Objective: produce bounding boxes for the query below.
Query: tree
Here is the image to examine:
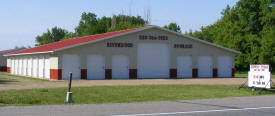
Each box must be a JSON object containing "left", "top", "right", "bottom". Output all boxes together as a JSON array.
[
  {"left": 108, "top": 14, "right": 145, "bottom": 32},
  {"left": 36, "top": 12, "right": 146, "bottom": 44},
  {"left": 14, "top": 46, "right": 28, "bottom": 49},
  {"left": 74, "top": 13, "right": 146, "bottom": 37},
  {"left": 186, "top": 0, "right": 275, "bottom": 72},
  {"left": 75, "top": 12, "right": 100, "bottom": 37},
  {"left": 259, "top": 26, "right": 275, "bottom": 71},
  {"left": 35, "top": 27, "right": 68, "bottom": 46},
  {"left": 164, "top": 23, "right": 181, "bottom": 33}
]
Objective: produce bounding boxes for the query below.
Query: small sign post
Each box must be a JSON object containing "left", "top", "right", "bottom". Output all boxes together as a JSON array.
[
  {"left": 66, "top": 72, "right": 73, "bottom": 103},
  {"left": 248, "top": 64, "right": 271, "bottom": 89}
]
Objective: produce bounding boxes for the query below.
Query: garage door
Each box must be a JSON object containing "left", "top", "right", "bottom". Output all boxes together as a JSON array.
[
  {"left": 44, "top": 57, "right": 50, "bottom": 79},
  {"left": 137, "top": 43, "right": 169, "bottom": 78},
  {"left": 112, "top": 55, "right": 129, "bottom": 79},
  {"left": 198, "top": 56, "right": 213, "bottom": 78},
  {"left": 87, "top": 55, "right": 105, "bottom": 80},
  {"left": 38, "top": 57, "right": 44, "bottom": 78},
  {"left": 62, "top": 54, "right": 81, "bottom": 80},
  {"left": 14, "top": 58, "right": 18, "bottom": 75},
  {"left": 11, "top": 59, "right": 14, "bottom": 74},
  {"left": 18, "top": 58, "right": 22, "bottom": 75},
  {"left": 27, "top": 58, "right": 32, "bottom": 76},
  {"left": 218, "top": 56, "right": 232, "bottom": 77},
  {"left": 22, "top": 58, "right": 27, "bottom": 76},
  {"left": 177, "top": 56, "right": 192, "bottom": 78},
  {"left": 32, "top": 57, "right": 38, "bottom": 77}
]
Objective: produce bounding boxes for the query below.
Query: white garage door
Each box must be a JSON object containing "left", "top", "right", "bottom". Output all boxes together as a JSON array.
[
  {"left": 11, "top": 59, "right": 14, "bottom": 74},
  {"left": 218, "top": 56, "right": 232, "bottom": 77},
  {"left": 87, "top": 55, "right": 105, "bottom": 80},
  {"left": 62, "top": 54, "right": 81, "bottom": 80},
  {"left": 177, "top": 56, "right": 192, "bottom": 78},
  {"left": 112, "top": 55, "right": 129, "bottom": 79},
  {"left": 27, "top": 58, "right": 32, "bottom": 76},
  {"left": 198, "top": 56, "right": 213, "bottom": 78},
  {"left": 32, "top": 57, "right": 38, "bottom": 77},
  {"left": 18, "top": 58, "right": 23, "bottom": 75},
  {"left": 22, "top": 58, "right": 27, "bottom": 76},
  {"left": 44, "top": 57, "right": 50, "bottom": 79},
  {"left": 38, "top": 57, "right": 45, "bottom": 78},
  {"left": 137, "top": 43, "right": 169, "bottom": 78},
  {"left": 14, "top": 58, "right": 18, "bottom": 75}
]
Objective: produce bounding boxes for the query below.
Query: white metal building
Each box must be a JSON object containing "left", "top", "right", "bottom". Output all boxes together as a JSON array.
[
  {"left": 0, "top": 48, "right": 24, "bottom": 72},
  {"left": 5, "top": 26, "right": 241, "bottom": 80}
]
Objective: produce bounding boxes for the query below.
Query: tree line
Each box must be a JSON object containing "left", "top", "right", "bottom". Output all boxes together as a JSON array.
[
  {"left": 35, "top": 13, "right": 147, "bottom": 46},
  {"left": 35, "top": 12, "right": 182, "bottom": 46},
  {"left": 186, "top": 0, "right": 275, "bottom": 72}
]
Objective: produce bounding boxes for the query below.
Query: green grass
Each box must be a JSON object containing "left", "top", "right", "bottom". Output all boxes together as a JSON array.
[
  {"left": 235, "top": 72, "right": 275, "bottom": 78},
  {"left": 0, "top": 72, "right": 47, "bottom": 82},
  {"left": 0, "top": 85, "right": 274, "bottom": 106},
  {"left": 0, "top": 72, "right": 48, "bottom": 86}
]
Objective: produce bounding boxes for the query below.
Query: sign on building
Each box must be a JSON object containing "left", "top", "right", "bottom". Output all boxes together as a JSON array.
[{"left": 248, "top": 64, "right": 271, "bottom": 89}]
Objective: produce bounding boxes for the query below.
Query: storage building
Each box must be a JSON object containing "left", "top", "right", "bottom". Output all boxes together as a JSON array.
[
  {"left": 0, "top": 48, "right": 25, "bottom": 72},
  {"left": 5, "top": 26, "right": 241, "bottom": 80}
]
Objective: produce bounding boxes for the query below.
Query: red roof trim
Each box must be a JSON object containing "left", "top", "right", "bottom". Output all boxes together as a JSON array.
[
  {"left": 7, "top": 27, "right": 145, "bottom": 55},
  {"left": 0, "top": 49, "right": 17, "bottom": 53}
]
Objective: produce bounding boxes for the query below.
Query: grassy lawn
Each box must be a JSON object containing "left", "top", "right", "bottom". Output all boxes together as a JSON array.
[
  {"left": 235, "top": 72, "right": 275, "bottom": 78},
  {"left": 0, "top": 85, "right": 274, "bottom": 106},
  {"left": 0, "top": 72, "right": 47, "bottom": 85},
  {"left": 0, "top": 72, "right": 46, "bottom": 82}
]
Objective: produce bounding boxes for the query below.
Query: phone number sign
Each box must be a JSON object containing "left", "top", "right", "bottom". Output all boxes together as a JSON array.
[
  {"left": 250, "top": 65, "right": 269, "bottom": 72},
  {"left": 248, "top": 64, "right": 271, "bottom": 89}
]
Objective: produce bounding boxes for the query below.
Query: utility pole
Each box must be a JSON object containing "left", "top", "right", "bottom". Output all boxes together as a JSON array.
[{"left": 66, "top": 72, "right": 73, "bottom": 103}]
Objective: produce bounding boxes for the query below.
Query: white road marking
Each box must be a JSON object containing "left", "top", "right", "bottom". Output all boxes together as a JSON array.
[{"left": 113, "top": 106, "right": 275, "bottom": 116}]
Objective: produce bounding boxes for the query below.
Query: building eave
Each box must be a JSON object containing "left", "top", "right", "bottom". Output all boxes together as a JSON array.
[{"left": 4, "top": 51, "right": 54, "bottom": 57}]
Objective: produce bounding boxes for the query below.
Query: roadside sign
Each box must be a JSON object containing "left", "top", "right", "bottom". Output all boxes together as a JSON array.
[{"left": 248, "top": 64, "right": 271, "bottom": 89}]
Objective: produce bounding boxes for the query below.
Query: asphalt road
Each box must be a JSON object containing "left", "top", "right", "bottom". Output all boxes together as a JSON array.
[{"left": 1, "top": 95, "right": 275, "bottom": 116}]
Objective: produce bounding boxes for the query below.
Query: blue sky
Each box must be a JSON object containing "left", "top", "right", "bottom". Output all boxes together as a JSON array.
[{"left": 0, "top": 0, "right": 239, "bottom": 50}]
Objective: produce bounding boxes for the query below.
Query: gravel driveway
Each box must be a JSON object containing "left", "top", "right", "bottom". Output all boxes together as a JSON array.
[{"left": 0, "top": 77, "right": 256, "bottom": 90}]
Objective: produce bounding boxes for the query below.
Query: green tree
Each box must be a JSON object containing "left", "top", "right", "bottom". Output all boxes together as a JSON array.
[
  {"left": 186, "top": 0, "right": 275, "bottom": 71},
  {"left": 259, "top": 26, "right": 275, "bottom": 71},
  {"left": 107, "top": 15, "right": 145, "bottom": 32},
  {"left": 164, "top": 23, "right": 181, "bottom": 33},
  {"left": 37, "top": 12, "right": 146, "bottom": 42},
  {"left": 74, "top": 13, "right": 145, "bottom": 37},
  {"left": 35, "top": 27, "right": 68, "bottom": 46},
  {"left": 75, "top": 12, "right": 100, "bottom": 37}
]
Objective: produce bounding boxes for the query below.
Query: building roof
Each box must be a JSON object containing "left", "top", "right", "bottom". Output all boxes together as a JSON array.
[
  {"left": 5, "top": 25, "right": 241, "bottom": 56},
  {"left": 6, "top": 27, "right": 146, "bottom": 56},
  {"left": 0, "top": 48, "right": 25, "bottom": 54},
  {"left": 0, "top": 49, "right": 16, "bottom": 54}
]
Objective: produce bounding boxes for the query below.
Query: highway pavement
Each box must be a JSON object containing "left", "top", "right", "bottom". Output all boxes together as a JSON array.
[{"left": 0, "top": 95, "right": 275, "bottom": 116}]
